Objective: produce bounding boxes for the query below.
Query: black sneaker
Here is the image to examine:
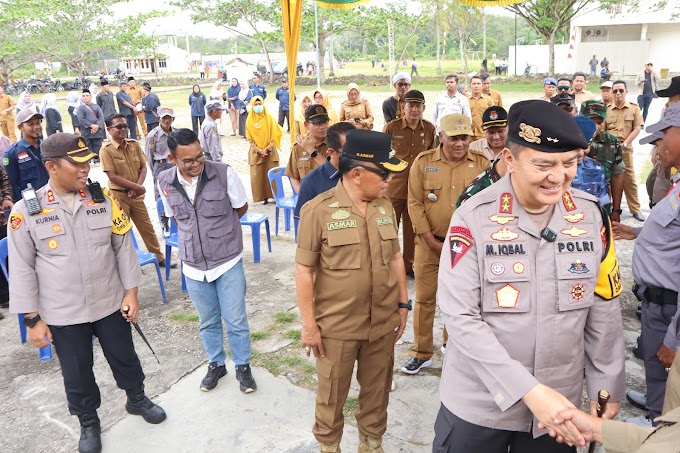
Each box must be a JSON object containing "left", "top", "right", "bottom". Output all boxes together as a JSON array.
[
  {"left": 235, "top": 364, "right": 257, "bottom": 393},
  {"left": 78, "top": 413, "right": 102, "bottom": 453},
  {"left": 200, "top": 362, "right": 227, "bottom": 391},
  {"left": 400, "top": 357, "right": 432, "bottom": 375}
]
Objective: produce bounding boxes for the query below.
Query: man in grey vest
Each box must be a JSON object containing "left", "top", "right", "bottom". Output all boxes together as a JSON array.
[{"left": 157, "top": 128, "right": 257, "bottom": 394}]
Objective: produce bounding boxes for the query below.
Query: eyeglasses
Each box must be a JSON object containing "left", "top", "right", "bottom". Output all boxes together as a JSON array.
[
  {"left": 557, "top": 86, "right": 570, "bottom": 91},
  {"left": 108, "top": 124, "right": 128, "bottom": 130},
  {"left": 354, "top": 164, "right": 391, "bottom": 181},
  {"left": 179, "top": 154, "right": 206, "bottom": 166},
  {"left": 612, "top": 89, "right": 625, "bottom": 94},
  {"left": 396, "top": 83, "right": 411, "bottom": 88}
]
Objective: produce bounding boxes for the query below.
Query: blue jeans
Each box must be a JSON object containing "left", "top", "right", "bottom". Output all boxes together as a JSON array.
[
  {"left": 185, "top": 259, "right": 251, "bottom": 366},
  {"left": 637, "top": 95, "right": 654, "bottom": 123}
]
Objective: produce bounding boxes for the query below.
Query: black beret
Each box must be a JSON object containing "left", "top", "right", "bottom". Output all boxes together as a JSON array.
[{"left": 507, "top": 100, "right": 588, "bottom": 152}]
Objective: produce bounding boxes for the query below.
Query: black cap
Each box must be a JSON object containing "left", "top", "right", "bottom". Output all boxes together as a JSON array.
[
  {"left": 305, "top": 104, "right": 330, "bottom": 124},
  {"left": 82, "top": 89, "right": 91, "bottom": 94},
  {"left": 507, "top": 100, "right": 588, "bottom": 152},
  {"left": 656, "top": 76, "right": 680, "bottom": 98},
  {"left": 42, "top": 133, "right": 97, "bottom": 163},
  {"left": 127, "top": 76, "right": 135, "bottom": 82},
  {"left": 550, "top": 92, "right": 576, "bottom": 107},
  {"left": 100, "top": 79, "right": 109, "bottom": 86},
  {"left": 482, "top": 106, "right": 508, "bottom": 130},
  {"left": 402, "top": 90, "right": 425, "bottom": 104},
  {"left": 343, "top": 130, "right": 407, "bottom": 173}
]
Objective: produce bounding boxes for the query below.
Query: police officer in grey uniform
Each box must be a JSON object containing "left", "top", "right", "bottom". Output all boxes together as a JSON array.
[
  {"left": 8, "top": 133, "right": 166, "bottom": 453},
  {"left": 434, "top": 101, "right": 626, "bottom": 452},
  {"left": 614, "top": 103, "right": 680, "bottom": 427}
]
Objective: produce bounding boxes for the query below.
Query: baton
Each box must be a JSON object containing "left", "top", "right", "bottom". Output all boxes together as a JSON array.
[
  {"left": 588, "top": 389, "right": 610, "bottom": 453},
  {"left": 123, "top": 305, "right": 160, "bottom": 364}
]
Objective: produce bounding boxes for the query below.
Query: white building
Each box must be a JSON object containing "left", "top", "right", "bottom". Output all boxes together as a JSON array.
[{"left": 120, "top": 35, "right": 201, "bottom": 75}]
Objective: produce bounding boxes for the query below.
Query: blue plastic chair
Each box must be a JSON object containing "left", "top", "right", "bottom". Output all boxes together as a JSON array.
[
  {"left": 267, "top": 166, "right": 298, "bottom": 239},
  {"left": 130, "top": 231, "right": 167, "bottom": 304},
  {"left": 0, "top": 237, "right": 53, "bottom": 360},
  {"left": 156, "top": 198, "right": 187, "bottom": 292},
  {"left": 240, "top": 213, "right": 272, "bottom": 263}
]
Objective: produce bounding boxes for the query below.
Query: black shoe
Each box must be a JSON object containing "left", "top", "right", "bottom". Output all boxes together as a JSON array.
[
  {"left": 405, "top": 269, "right": 415, "bottom": 279},
  {"left": 632, "top": 345, "right": 644, "bottom": 360},
  {"left": 125, "top": 385, "right": 167, "bottom": 424},
  {"left": 201, "top": 362, "right": 227, "bottom": 391},
  {"left": 78, "top": 413, "right": 102, "bottom": 453},
  {"left": 636, "top": 303, "right": 642, "bottom": 320},
  {"left": 235, "top": 364, "right": 257, "bottom": 393},
  {"left": 0, "top": 300, "right": 9, "bottom": 308},
  {"left": 400, "top": 357, "right": 432, "bottom": 375},
  {"left": 158, "top": 260, "right": 177, "bottom": 269}
]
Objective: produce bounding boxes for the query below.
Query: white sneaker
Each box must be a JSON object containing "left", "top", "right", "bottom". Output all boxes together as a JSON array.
[
  {"left": 440, "top": 345, "right": 446, "bottom": 355},
  {"left": 625, "top": 415, "right": 652, "bottom": 427},
  {"left": 390, "top": 380, "right": 396, "bottom": 392}
]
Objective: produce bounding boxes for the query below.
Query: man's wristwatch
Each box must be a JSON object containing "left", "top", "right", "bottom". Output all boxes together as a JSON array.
[
  {"left": 398, "top": 300, "right": 413, "bottom": 310},
  {"left": 612, "top": 208, "right": 623, "bottom": 214},
  {"left": 311, "top": 150, "right": 318, "bottom": 158},
  {"left": 23, "top": 314, "right": 41, "bottom": 328}
]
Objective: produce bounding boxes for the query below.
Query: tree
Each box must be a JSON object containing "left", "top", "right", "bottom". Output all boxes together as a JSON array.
[
  {"left": 173, "top": 0, "right": 282, "bottom": 83},
  {"left": 506, "top": 0, "right": 592, "bottom": 75},
  {"left": 443, "top": 1, "right": 483, "bottom": 76}
]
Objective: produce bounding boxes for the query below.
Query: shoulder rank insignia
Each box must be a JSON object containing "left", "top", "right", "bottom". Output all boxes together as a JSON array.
[
  {"left": 46, "top": 189, "right": 55, "bottom": 203},
  {"left": 499, "top": 192, "right": 513, "bottom": 214},
  {"left": 328, "top": 201, "right": 339, "bottom": 208},
  {"left": 79, "top": 189, "right": 87, "bottom": 198},
  {"left": 562, "top": 191, "right": 577, "bottom": 211}
]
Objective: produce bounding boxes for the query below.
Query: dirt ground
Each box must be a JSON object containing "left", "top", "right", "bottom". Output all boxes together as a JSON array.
[{"left": 0, "top": 87, "right": 663, "bottom": 453}]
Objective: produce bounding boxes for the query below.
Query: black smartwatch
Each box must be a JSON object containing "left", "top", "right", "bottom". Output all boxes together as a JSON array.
[
  {"left": 398, "top": 300, "right": 412, "bottom": 311},
  {"left": 23, "top": 314, "right": 41, "bottom": 328},
  {"left": 612, "top": 208, "right": 623, "bottom": 214}
]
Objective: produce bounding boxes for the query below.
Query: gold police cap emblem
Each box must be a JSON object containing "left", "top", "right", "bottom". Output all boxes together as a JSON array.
[
  {"left": 78, "top": 139, "right": 87, "bottom": 149},
  {"left": 316, "top": 106, "right": 323, "bottom": 114},
  {"left": 518, "top": 123, "right": 541, "bottom": 144}
]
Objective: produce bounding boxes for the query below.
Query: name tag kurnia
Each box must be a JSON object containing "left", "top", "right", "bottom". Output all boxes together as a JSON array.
[{"left": 327, "top": 220, "right": 357, "bottom": 231}]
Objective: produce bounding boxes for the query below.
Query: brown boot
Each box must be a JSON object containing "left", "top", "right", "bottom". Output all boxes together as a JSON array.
[
  {"left": 320, "top": 440, "right": 341, "bottom": 453},
  {"left": 358, "top": 434, "right": 383, "bottom": 453}
]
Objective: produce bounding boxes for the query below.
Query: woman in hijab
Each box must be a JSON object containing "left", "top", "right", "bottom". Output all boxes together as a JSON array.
[
  {"left": 246, "top": 96, "right": 282, "bottom": 203},
  {"left": 339, "top": 83, "right": 374, "bottom": 130},
  {"left": 226, "top": 78, "right": 241, "bottom": 136},
  {"left": 210, "top": 80, "right": 227, "bottom": 135},
  {"left": 294, "top": 93, "right": 313, "bottom": 140},
  {"left": 16, "top": 91, "right": 37, "bottom": 114},
  {"left": 236, "top": 81, "right": 253, "bottom": 138},
  {"left": 312, "top": 89, "right": 339, "bottom": 125},
  {"left": 188, "top": 84, "right": 206, "bottom": 135},
  {"left": 66, "top": 90, "right": 81, "bottom": 133},
  {"left": 40, "top": 94, "right": 63, "bottom": 136}
]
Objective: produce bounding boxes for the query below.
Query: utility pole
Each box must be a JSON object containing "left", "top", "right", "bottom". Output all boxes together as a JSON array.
[{"left": 482, "top": 8, "right": 487, "bottom": 61}]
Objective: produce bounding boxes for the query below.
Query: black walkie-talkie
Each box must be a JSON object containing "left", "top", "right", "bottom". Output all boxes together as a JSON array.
[
  {"left": 87, "top": 179, "right": 106, "bottom": 203},
  {"left": 21, "top": 183, "right": 42, "bottom": 215}
]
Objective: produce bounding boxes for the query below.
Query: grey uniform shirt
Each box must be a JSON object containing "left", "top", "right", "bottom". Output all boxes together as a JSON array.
[
  {"left": 145, "top": 126, "right": 175, "bottom": 170},
  {"left": 437, "top": 175, "right": 625, "bottom": 436},
  {"left": 632, "top": 178, "right": 680, "bottom": 350},
  {"left": 8, "top": 182, "right": 140, "bottom": 325},
  {"left": 199, "top": 116, "right": 222, "bottom": 161}
]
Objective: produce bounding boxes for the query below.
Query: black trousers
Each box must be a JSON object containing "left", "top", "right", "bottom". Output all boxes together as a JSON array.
[
  {"left": 433, "top": 403, "right": 575, "bottom": 453},
  {"left": 50, "top": 310, "right": 145, "bottom": 416},
  {"left": 146, "top": 122, "right": 159, "bottom": 132},
  {"left": 85, "top": 138, "right": 103, "bottom": 157},
  {"left": 125, "top": 114, "right": 137, "bottom": 139},
  {"left": 191, "top": 115, "right": 205, "bottom": 135},
  {"left": 278, "top": 110, "right": 290, "bottom": 131}
]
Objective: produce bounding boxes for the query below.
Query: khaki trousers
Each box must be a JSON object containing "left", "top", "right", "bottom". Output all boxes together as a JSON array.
[
  {"left": 135, "top": 112, "right": 147, "bottom": 138},
  {"left": 0, "top": 116, "right": 17, "bottom": 142},
  {"left": 621, "top": 144, "right": 641, "bottom": 214},
  {"left": 391, "top": 198, "right": 415, "bottom": 274},
  {"left": 112, "top": 191, "right": 163, "bottom": 263},
  {"left": 313, "top": 333, "right": 394, "bottom": 444},
  {"left": 411, "top": 238, "right": 448, "bottom": 359}
]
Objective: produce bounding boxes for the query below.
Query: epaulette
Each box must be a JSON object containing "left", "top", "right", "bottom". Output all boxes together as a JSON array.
[
  {"left": 569, "top": 187, "right": 598, "bottom": 203},
  {"left": 305, "top": 187, "right": 336, "bottom": 210}
]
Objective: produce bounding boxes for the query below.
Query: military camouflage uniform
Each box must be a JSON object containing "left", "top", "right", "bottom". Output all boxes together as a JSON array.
[
  {"left": 588, "top": 131, "right": 625, "bottom": 212},
  {"left": 456, "top": 161, "right": 502, "bottom": 208}
]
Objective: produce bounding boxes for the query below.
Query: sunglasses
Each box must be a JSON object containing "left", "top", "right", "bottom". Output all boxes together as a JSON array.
[
  {"left": 108, "top": 124, "right": 128, "bottom": 130},
  {"left": 557, "top": 86, "right": 570, "bottom": 91},
  {"left": 396, "top": 83, "right": 411, "bottom": 88},
  {"left": 613, "top": 89, "right": 625, "bottom": 94},
  {"left": 354, "top": 164, "right": 391, "bottom": 181}
]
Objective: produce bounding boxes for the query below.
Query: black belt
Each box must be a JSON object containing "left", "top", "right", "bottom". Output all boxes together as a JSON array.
[
  {"left": 154, "top": 159, "right": 168, "bottom": 164},
  {"left": 110, "top": 188, "right": 128, "bottom": 193},
  {"left": 635, "top": 284, "right": 678, "bottom": 305},
  {"left": 434, "top": 235, "right": 446, "bottom": 243}
]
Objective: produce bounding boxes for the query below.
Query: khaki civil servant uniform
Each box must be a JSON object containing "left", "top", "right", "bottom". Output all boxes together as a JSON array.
[
  {"left": 438, "top": 175, "right": 626, "bottom": 437},
  {"left": 467, "top": 94, "right": 495, "bottom": 142},
  {"left": 100, "top": 138, "right": 163, "bottom": 263},
  {"left": 575, "top": 90, "right": 596, "bottom": 105},
  {"left": 128, "top": 85, "right": 147, "bottom": 138},
  {"left": 296, "top": 181, "right": 401, "bottom": 445},
  {"left": 285, "top": 141, "right": 328, "bottom": 183},
  {"left": 468, "top": 137, "right": 495, "bottom": 162},
  {"left": 606, "top": 101, "right": 643, "bottom": 214},
  {"left": 383, "top": 117, "right": 436, "bottom": 274},
  {"left": 0, "top": 92, "right": 17, "bottom": 142},
  {"left": 408, "top": 147, "right": 489, "bottom": 359},
  {"left": 339, "top": 100, "right": 374, "bottom": 130},
  {"left": 487, "top": 89, "right": 503, "bottom": 108}
]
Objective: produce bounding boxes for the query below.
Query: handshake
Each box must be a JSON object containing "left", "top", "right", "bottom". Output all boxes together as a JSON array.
[{"left": 525, "top": 384, "right": 617, "bottom": 449}]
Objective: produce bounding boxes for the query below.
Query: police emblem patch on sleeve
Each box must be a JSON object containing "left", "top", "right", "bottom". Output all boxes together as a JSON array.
[{"left": 449, "top": 226, "right": 474, "bottom": 269}]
